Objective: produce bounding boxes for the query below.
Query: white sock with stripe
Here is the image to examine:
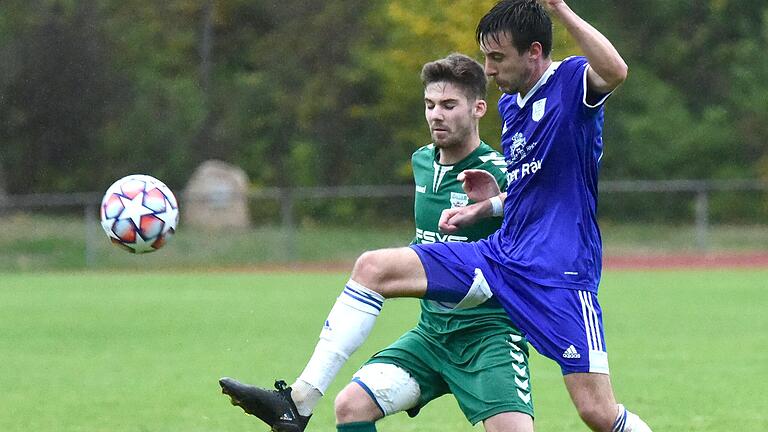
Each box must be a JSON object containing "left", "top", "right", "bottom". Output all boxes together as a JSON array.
[
  {"left": 292, "top": 280, "right": 384, "bottom": 415},
  {"left": 612, "top": 404, "right": 652, "bottom": 432}
]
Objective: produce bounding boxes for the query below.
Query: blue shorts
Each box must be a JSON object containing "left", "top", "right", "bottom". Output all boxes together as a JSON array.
[{"left": 410, "top": 241, "right": 609, "bottom": 375}]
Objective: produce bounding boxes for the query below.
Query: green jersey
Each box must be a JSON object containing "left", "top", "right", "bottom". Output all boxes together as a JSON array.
[
  {"left": 410, "top": 141, "right": 519, "bottom": 337},
  {"left": 362, "top": 141, "right": 534, "bottom": 422}
]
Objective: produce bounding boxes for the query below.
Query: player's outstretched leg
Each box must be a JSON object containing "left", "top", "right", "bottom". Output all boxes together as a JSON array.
[{"left": 219, "top": 377, "right": 311, "bottom": 432}]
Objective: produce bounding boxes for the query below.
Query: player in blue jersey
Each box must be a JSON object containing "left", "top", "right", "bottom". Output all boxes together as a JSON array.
[
  {"left": 437, "top": 2, "right": 651, "bottom": 430},
  {"left": 220, "top": 1, "right": 651, "bottom": 431}
]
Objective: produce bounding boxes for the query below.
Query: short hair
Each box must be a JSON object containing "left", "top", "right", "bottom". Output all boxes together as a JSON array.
[
  {"left": 420, "top": 53, "right": 487, "bottom": 101},
  {"left": 476, "top": 0, "right": 552, "bottom": 57}
]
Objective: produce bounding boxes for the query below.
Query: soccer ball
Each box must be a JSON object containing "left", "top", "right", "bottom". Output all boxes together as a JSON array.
[{"left": 100, "top": 174, "right": 179, "bottom": 253}]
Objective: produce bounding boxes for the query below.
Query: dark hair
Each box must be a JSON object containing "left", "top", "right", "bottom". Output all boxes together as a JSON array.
[
  {"left": 420, "top": 53, "right": 487, "bottom": 101},
  {"left": 476, "top": 0, "right": 552, "bottom": 57}
]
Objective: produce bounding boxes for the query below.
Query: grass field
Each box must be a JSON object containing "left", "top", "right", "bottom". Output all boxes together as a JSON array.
[
  {"left": 2, "top": 214, "right": 768, "bottom": 271},
  {"left": 1, "top": 270, "right": 766, "bottom": 431}
]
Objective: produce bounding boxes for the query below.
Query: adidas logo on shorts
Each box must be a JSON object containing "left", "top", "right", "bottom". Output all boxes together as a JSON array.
[{"left": 562, "top": 345, "right": 581, "bottom": 359}]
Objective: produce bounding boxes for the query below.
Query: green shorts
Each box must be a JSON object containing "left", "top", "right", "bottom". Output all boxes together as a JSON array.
[{"left": 365, "top": 324, "right": 534, "bottom": 424}]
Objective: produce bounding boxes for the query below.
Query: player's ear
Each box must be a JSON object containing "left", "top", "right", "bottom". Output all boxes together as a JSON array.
[
  {"left": 474, "top": 99, "right": 487, "bottom": 118},
  {"left": 529, "top": 41, "right": 543, "bottom": 61}
]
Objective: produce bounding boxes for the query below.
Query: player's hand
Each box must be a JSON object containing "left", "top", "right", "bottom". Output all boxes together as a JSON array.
[
  {"left": 537, "top": 0, "right": 566, "bottom": 14},
  {"left": 438, "top": 203, "right": 485, "bottom": 234},
  {"left": 458, "top": 169, "right": 501, "bottom": 202}
]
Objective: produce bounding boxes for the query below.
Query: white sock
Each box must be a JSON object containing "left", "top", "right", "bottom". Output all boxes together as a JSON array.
[
  {"left": 289, "top": 380, "right": 321, "bottom": 417},
  {"left": 293, "top": 280, "right": 383, "bottom": 415},
  {"left": 613, "top": 404, "right": 652, "bottom": 432}
]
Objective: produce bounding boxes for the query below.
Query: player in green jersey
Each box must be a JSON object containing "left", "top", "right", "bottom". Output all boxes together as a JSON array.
[
  {"left": 220, "top": 54, "right": 535, "bottom": 432},
  {"left": 333, "top": 53, "right": 533, "bottom": 432},
  {"left": 335, "top": 54, "right": 533, "bottom": 432}
]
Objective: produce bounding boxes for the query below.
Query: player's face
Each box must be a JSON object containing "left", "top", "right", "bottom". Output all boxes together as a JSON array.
[
  {"left": 481, "top": 32, "right": 534, "bottom": 95},
  {"left": 424, "top": 82, "right": 478, "bottom": 150}
]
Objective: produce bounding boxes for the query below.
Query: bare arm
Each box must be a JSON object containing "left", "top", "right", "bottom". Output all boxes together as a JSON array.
[
  {"left": 539, "top": 0, "right": 628, "bottom": 93},
  {"left": 439, "top": 193, "right": 507, "bottom": 234},
  {"left": 438, "top": 170, "right": 507, "bottom": 233}
]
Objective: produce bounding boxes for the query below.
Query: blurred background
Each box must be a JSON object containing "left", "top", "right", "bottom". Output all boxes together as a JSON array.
[{"left": 1, "top": 0, "right": 767, "bottom": 270}]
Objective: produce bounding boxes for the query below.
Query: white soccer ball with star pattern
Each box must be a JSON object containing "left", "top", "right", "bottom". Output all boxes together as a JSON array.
[{"left": 100, "top": 174, "right": 179, "bottom": 253}]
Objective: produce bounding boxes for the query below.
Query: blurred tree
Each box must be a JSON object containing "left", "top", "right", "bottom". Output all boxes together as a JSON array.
[
  {"left": 97, "top": 0, "right": 208, "bottom": 190},
  {"left": 578, "top": 0, "right": 768, "bottom": 181},
  {"left": 212, "top": 0, "right": 382, "bottom": 187},
  {"left": 351, "top": 0, "right": 499, "bottom": 182},
  {"left": 0, "top": 0, "right": 128, "bottom": 193},
  {"left": 356, "top": 0, "right": 579, "bottom": 180},
  {"left": 0, "top": 0, "right": 765, "bottom": 226},
  {"left": 728, "top": 5, "right": 768, "bottom": 181}
]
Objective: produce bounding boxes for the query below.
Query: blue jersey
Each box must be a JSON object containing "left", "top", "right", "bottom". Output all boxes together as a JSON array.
[{"left": 479, "top": 56, "right": 611, "bottom": 292}]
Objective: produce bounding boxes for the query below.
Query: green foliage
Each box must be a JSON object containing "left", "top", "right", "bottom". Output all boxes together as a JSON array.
[
  {"left": 209, "top": 0, "right": 387, "bottom": 187},
  {"left": 0, "top": 0, "right": 766, "bottom": 223},
  {"left": 586, "top": 0, "right": 768, "bottom": 182},
  {"left": 2, "top": 214, "right": 768, "bottom": 272},
  {"left": 604, "top": 67, "right": 737, "bottom": 180},
  {"left": 97, "top": 0, "right": 209, "bottom": 189},
  {"left": 0, "top": 1, "right": 127, "bottom": 192}
]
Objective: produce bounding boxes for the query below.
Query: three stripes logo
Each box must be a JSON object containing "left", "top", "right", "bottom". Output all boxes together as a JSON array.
[{"left": 562, "top": 345, "right": 581, "bottom": 359}]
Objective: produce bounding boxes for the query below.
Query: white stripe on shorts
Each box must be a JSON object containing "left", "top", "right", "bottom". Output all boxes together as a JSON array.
[
  {"left": 578, "top": 290, "right": 603, "bottom": 352},
  {"left": 586, "top": 292, "right": 603, "bottom": 351}
]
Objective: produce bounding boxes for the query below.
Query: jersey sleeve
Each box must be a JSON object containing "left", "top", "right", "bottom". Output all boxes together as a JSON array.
[
  {"left": 411, "top": 146, "right": 423, "bottom": 166},
  {"left": 411, "top": 145, "right": 430, "bottom": 184},
  {"left": 560, "top": 56, "right": 612, "bottom": 114},
  {"left": 477, "top": 150, "right": 509, "bottom": 190}
]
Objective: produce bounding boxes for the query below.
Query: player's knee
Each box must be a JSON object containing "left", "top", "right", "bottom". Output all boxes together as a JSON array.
[
  {"left": 351, "top": 251, "right": 389, "bottom": 293},
  {"left": 351, "top": 248, "right": 426, "bottom": 298},
  {"left": 334, "top": 384, "right": 381, "bottom": 423}
]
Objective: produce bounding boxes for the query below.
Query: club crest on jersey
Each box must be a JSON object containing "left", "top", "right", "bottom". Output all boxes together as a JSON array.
[
  {"left": 450, "top": 192, "right": 469, "bottom": 208},
  {"left": 509, "top": 132, "right": 528, "bottom": 164},
  {"left": 532, "top": 98, "right": 546, "bottom": 122}
]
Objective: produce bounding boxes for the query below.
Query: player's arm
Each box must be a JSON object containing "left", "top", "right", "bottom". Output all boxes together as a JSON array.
[
  {"left": 538, "top": 0, "right": 628, "bottom": 93},
  {"left": 439, "top": 194, "right": 506, "bottom": 234},
  {"left": 439, "top": 169, "right": 506, "bottom": 234}
]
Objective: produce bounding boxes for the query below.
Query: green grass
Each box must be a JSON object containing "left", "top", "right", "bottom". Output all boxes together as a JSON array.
[
  {"left": 1, "top": 214, "right": 767, "bottom": 271},
  {"left": 0, "top": 214, "right": 413, "bottom": 271},
  {"left": 600, "top": 223, "right": 768, "bottom": 254},
  {"left": 0, "top": 270, "right": 766, "bottom": 431}
]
